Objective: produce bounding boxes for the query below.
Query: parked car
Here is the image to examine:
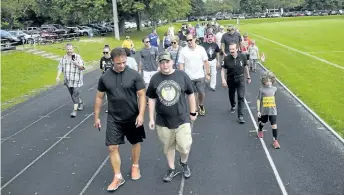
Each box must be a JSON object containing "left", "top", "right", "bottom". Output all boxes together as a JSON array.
[{"left": 0, "top": 30, "right": 21, "bottom": 46}]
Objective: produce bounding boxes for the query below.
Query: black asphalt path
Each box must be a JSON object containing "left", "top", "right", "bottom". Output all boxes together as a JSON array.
[{"left": 2, "top": 53, "right": 344, "bottom": 195}]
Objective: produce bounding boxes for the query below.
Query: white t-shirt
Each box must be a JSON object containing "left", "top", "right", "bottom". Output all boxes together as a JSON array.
[
  {"left": 248, "top": 45, "right": 259, "bottom": 59},
  {"left": 215, "top": 32, "right": 224, "bottom": 48},
  {"left": 126, "top": 57, "right": 138, "bottom": 71},
  {"left": 178, "top": 45, "right": 208, "bottom": 80}
]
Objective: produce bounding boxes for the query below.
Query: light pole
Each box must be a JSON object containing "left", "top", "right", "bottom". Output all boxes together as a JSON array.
[{"left": 112, "top": 0, "right": 120, "bottom": 40}]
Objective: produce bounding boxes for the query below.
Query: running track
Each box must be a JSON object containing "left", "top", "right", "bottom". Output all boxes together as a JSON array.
[{"left": 2, "top": 54, "right": 344, "bottom": 195}]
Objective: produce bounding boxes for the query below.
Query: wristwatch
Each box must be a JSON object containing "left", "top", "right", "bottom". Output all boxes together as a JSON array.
[{"left": 190, "top": 112, "right": 197, "bottom": 116}]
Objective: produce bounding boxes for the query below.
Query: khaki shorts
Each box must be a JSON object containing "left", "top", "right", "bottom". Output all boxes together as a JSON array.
[{"left": 156, "top": 123, "right": 193, "bottom": 155}]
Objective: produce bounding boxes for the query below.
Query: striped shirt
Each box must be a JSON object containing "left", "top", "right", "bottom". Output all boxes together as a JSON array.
[{"left": 58, "top": 54, "right": 84, "bottom": 87}]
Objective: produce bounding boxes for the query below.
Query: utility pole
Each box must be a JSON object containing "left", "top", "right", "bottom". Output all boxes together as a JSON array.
[{"left": 112, "top": 0, "right": 120, "bottom": 40}]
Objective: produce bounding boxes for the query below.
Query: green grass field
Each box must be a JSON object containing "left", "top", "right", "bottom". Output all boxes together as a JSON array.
[
  {"left": 1, "top": 52, "right": 59, "bottom": 110},
  {"left": 236, "top": 16, "right": 344, "bottom": 136},
  {"left": 2, "top": 16, "right": 344, "bottom": 137}
]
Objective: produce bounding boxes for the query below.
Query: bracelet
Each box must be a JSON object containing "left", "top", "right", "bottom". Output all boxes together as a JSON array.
[
  {"left": 190, "top": 112, "right": 197, "bottom": 116},
  {"left": 247, "top": 77, "right": 251, "bottom": 79}
]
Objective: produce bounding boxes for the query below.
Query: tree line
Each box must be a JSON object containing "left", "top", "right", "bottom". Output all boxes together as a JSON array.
[{"left": 1, "top": 0, "right": 343, "bottom": 31}]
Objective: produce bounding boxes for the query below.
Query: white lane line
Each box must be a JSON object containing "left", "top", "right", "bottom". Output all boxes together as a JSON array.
[
  {"left": 178, "top": 176, "right": 185, "bottom": 195},
  {"left": 307, "top": 51, "right": 344, "bottom": 54},
  {"left": 1, "top": 102, "right": 70, "bottom": 144},
  {"left": 0, "top": 103, "right": 104, "bottom": 190},
  {"left": 249, "top": 129, "right": 267, "bottom": 133},
  {"left": 244, "top": 98, "right": 288, "bottom": 195},
  {"left": 257, "top": 62, "right": 344, "bottom": 144},
  {"left": 79, "top": 156, "right": 109, "bottom": 195},
  {"left": 252, "top": 34, "right": 344, "bottom": 70}
]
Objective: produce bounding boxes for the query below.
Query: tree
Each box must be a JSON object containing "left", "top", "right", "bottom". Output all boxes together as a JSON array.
[
  {"left": 1, "top": 0, "right": 35, "bottom": 29},
  {"left": 145, "top": 0, "right": 191, "bottom": 25},
  {"left": 190, "top": 0, "right": 206, "bottom": 16}
]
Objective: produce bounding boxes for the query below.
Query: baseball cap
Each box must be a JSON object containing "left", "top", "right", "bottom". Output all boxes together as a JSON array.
[
  {"left": 227, "top": 25, "right": 235, "bottom": 30},
  {"left": 158, "top": 52, "right": 172, "bottom": 62}
]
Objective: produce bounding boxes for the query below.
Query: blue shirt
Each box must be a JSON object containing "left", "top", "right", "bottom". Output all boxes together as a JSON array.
[{"left": 148, "top": 33, "right": 159, "bottom": 47}]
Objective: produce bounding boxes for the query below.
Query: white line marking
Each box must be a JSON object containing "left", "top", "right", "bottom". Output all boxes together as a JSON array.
[
  {"left": 307, "top": 51, "right": 344, "bottom": 54},
  {"left": 178, "top": 176, "right": 185, "bottom": 195},
  {"left": 79, "top": 156, "right": 109, "bottom": 195},
  {"left": 249, "top": 130, "right": 267, "bottom": 133},
  {"left": 317, "top": 127, "right": 325, "bottom": 130},
  {"left": 56, "top": 136, "right": 71, "bottom": 139},
  {"left": 252, "top": 34, "right": 344, "bottom": 70},
  {"left": 1, "top": 102, "right": 70, "bottom": 144},
  {"left": 39, "top": 115, "right": 50, "bottom": 118},
  {"left": 257, "top": 62, "right": 344, "bottom": 144},
  {"left": 244, "top": 98, "right": 288, "bottom": 195},
  {"left": 0, "top": 103, "right": 104, "bottom": 190}
]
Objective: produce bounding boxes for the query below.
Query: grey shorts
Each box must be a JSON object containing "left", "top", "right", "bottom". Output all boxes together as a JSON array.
[{"left": 192, "top": 78, "right": 205, "bottom": 94}]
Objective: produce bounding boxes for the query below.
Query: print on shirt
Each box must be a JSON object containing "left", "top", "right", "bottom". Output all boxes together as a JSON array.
[
  {"left": 207, "top": 47, "right": 214, "bottom": 57},
  {"left": 157, "top": 80, "right": 181, "bottom": 106},
  {"left": 262, "top": 96, "right": 276, "bottom": 108}
]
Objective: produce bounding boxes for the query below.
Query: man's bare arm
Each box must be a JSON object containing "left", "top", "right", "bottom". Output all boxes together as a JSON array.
[
  {"left": 187, "top": 93, "right": 196, "bottom": 113},
  {"left": 148, "top": 98, "right": 156, "bottom": 121},
  {"left": 94, "top": 91, "right": 105, "bottom": 119},
  {"left": 137, "top": 89, "right": 147, "bottom": 117},
  {"left": 179, "top": 63, "right": 184, "bottom": 71},
  {"left": 204, "top": 60, "right": 210, "bottom": 75}
]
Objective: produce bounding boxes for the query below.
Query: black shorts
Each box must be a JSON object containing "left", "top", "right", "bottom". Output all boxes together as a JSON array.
[
  {"left": 192, "top": 78, "right": 205, "bottom": 94},
  {"left": 106, "top": 120, "right": 146, "bottom": 146},
  {"left": 246, "top": 53, "right": 250, "bottom": 60},
  {"left": 258, "top": 115, "right": 277, "bottom": 125}
]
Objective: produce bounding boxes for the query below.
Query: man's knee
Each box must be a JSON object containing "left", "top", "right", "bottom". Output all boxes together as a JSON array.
[{"left": 108, "top": 145, "right": 119, "bottom": 153}]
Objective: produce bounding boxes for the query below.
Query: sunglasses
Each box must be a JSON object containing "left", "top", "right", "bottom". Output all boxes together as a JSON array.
[
  {"left": 103, "top": 52, "right": 109, "bottom": 54},
  {"left": 171, "top": 42, "right": 177, "bottom": 44},
  {"left": 145, "top": 41, "right": 150, "bottom": 43},
  {"left": 187, "top": 39, "right": 193, "bottom": 42}
]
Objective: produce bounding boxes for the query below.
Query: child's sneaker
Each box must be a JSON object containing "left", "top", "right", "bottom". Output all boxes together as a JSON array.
[
  {"left": 273, "top": 140, "right": 280, "bottom": 149},
  {"left": 257, "top": 131, "right": 264, "bottom": 138}
]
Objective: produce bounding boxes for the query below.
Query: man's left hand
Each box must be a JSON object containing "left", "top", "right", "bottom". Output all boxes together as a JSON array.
[
  {"left": 206, "top": 74, "right": 210, "bottom": 81},
  {"left": 247, "top": 78, "right": 251, "bottom": 84},
  {"left": 135, "top": 115, "right": 144, "bottom": 127}
]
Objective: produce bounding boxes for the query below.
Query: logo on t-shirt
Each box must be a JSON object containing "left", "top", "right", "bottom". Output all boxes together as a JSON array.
[
  {"left": 157, "top": 80, "right": 181, "bottom": 106},
  {"left": 207, "top": 47, "right": 214, "bottom": 56},
  {"left": 262, "top": 96, "right": 276, "bottom": 107}
]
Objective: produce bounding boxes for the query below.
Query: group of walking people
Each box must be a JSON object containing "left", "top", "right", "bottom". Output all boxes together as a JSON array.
[{"left": 55, "top": 23, "right": 281, "bottom": 192}]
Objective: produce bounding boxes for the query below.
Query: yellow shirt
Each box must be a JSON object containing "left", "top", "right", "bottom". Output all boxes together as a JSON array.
[{"left": 122, "top": 40, "right": 133, "bottom": 49}]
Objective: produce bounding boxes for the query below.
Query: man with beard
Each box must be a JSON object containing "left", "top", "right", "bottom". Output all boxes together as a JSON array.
[
  {"left": 221, "top": 25, "right": 242, "bottom": 56},
  {"left": 221, "top": 43, "right": 251, "bottom": 124},
  {"left": 202, "top": 34, "right": 220, "bottom": 91},
  {"left": 56, "top": 43, "right": 85, "bottom": 118}
]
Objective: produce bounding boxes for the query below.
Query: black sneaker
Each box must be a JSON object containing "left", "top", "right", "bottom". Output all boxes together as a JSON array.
[
  {"left": 163, "top": 169, "right": 179, "bottom": 182},
  {"left": 238, "top": 116, "right": 245, "bottom": 124},
  {"left": 179, "top": 159, "right": 191, "bottom": 178}
]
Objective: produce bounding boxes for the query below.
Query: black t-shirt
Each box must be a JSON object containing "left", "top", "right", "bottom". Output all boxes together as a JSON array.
[
  {"left": 221, "top": 32, "right": 242, "bottom": 54},
  {"left": 202, "top": 42, "right": 220, "bottom": 61},
  {"left": 100, "top": 57, "right": 113, "bottom": 73},
  {"left": 179, "top": 28, "right": 189, "bottom": 41},
  {"left": 222, "top": 53, "right": 248, "bottom": 80},
  {"left": 98, "top": 66, "right": 145, "bottom": 122},
  {"left": 146, "top": 70, "right": 194, "bottom": 129}
]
